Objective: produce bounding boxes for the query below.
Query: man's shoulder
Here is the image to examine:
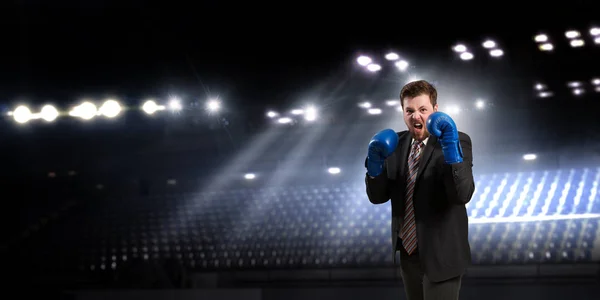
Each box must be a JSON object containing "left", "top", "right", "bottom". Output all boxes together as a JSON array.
[
  {"left": 396, "top": 130, "right": 410, "bottom": 138},
  {"left": 457, "top": 131, "right": 472, "bottom": 146},
  {"left": 457, "top": 131, "right": 471, "bottom": 141}
]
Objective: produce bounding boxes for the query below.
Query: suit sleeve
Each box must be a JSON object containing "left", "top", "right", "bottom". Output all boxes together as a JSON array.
[
  {"left": 364, "top": 157, "right": 391, "bottom": 204},
  {"left": 443, "top": 132, "right": 475, "bottom": 205}
]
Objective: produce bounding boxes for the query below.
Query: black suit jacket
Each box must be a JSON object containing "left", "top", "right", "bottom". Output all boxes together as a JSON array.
[{"left": 365, "top": 130, "right": 475, "bottom": 282}]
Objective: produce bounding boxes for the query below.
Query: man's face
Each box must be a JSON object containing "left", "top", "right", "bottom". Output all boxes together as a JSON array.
[{"left": 402, "top": 94, "right": 438, "bottom": 141}]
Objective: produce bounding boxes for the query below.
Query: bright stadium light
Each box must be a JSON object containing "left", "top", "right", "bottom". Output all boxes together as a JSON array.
[
  {"left": 69, "top": 101, "right": 98, "bottom": 120},
  {"left": 169, "top": 97, "right": 182, "bottom": 111},
  {"left": 482, "top": 40, "right": 496, "bottom": 48},
  {"left": 565, "top": 30, "right": 580, "bottom": 39},
  {"left": 304, "top": 105, "right": 317, "bottom": 121},
  {"left": 367, "top": 108, "right": 382, "bottom": 115},
  {"left": 266, "top": 111, "right": 278, "bottom": 118},
  {"left": 453, "top": 44, "right": 467, "bottom": 52},
  {"left": 40, "top": 105, "right": 59, "bottom": 122},
  {"left": 13, "top": 105, "right": 32, "bottom": 124},
  {"left": 277, "top": 117, "right": 292, "bottom": 124},
  {"left": 206, "top": 99, "right": 220, "bottom": 112},
  {"left": 142, "top": 100, "right": 166, "bottom": 115},
  {"left": 534, "top": 34, "right": 548, "bottom": 42},
  {"left": 356, "top": 55, "right": 372, "bottom": 66},
  {"left": 385, "top": 52, "right": 399, "bottom": 60},
  {"left": 490, "top": 49, "right": 504, "bottom": 57},
  {"left": 99, "top": 100, "right": 122, "bottom": 118},
  {"left": 570, "top": 39, "right": 585, "bottom": 47},
  {"left": 539, "top": 43, "right": 553, "bottom": 51},
  {"left": 395, "top": 60, "right": 409, "bottom": 71},
  {"left": 460, "top": 52, "right": 474, "bottom": 60},
  {"left": 475, "top": 100, "right": 485, "bottom": 109},
  {"left": 358, "top": 102, "right": 371, "bottom": 109},
  {"left": 328, "top": 167, "right": 341, "bottom": 174},
  {"left": 366, "top": 63, "right": 381, "bottom": 72},
  {"left": 448, "top": 105, "right": 461, "bottom": 115}
]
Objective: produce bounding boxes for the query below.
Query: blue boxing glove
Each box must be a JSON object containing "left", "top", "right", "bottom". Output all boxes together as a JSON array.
[
  {"left": 426, "top": 112, "right": 463, "bottom": 164},
  {"left": 367, "top": 129, "right": 399, "bottom": 177}
]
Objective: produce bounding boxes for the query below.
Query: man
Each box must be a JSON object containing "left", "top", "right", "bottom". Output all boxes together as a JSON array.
[{"left": 364, "top": 80, "right": 475, "bottom": 300}]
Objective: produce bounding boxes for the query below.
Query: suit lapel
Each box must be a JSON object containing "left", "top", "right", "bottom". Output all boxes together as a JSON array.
[{"left": 415, "top": 135, "right": 437, "bottom": 183}]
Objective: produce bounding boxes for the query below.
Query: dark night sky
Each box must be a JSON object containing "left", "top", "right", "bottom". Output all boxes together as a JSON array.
[
  {"left": 0, "top": 0, "right": 597, "bottom": 187},
  {"left": 1, "top": 1, "right": 597, "bottom": 108}
]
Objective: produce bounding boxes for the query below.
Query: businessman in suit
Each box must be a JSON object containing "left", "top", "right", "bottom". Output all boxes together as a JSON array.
[{"left": 364, "top": 80, "right": 475, "bottom": 300}]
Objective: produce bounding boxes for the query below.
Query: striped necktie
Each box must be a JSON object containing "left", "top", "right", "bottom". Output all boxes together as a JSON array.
[{"left": 401, "top": 140, "right": 423, "bottom": 255}]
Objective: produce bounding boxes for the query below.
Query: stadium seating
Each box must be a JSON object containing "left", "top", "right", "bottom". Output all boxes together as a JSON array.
[{"left": 19, "top": 167, "right": 600, "bottom": 273}]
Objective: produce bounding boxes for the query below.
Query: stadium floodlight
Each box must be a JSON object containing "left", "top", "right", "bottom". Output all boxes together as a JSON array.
[
  {"left": 168, "top": 97, "right": 182, "bottom": 111},
  {"left": 482, "top": 40, "right": 496, "bottom": 49},
  {"left": 304, "top": 105, "right": 317, "bottom": 121},
  {"left": 565, "top": 30, "right": 580, "bottom": 39},
  {"left": 395, "top": 60, "right": 409, "bottom": 71},
  {"left": 40, "top": 105, "right": 59, "bottom": 122},
  {"left": 69, "top": 101, "right": 97, "bottom": 120},
  {"left": 534, "top": 34, "right": 548, "bottom": 43},
  {"left": 266, "top": 111, "right": 278, "bottom": 118},
  {"left": 475, "top": 100, "right": 485, "bottom": 109},
  {"left": 570, "top": 39, "right": 584, "bottom": 47},
  {"left": 328, "top": 167, "right": 341, "bottom": 174},
  {"left": 142, "top": 100, "right": 166, "bottom": 115},
  {"left": 99, "top": 99, "right": 122, "bottom": 118},
  {"left": 358, "top": 102, "right": 371, "bottom": 109},
  {"left": 367, "top": 108, "right": 381, "bottom": 115},
  {"left": 206, "top": 99, "right": 220, "bottom": 112},
  {"left": 448, "top": 105, "right": 461, "bottom": 115},
  {"left": 490, "top": 49, "right": 503, "bottom": 57},
  {"left": 13, "top": 105, "right": 32, "bottom": 124},
  {"left": 356, "top": 55, "right": 372, "bottom": 66},
  {"left": 453, "top": 44, "right": 467, "bottom": 52},
  {"left": 538, "top": 43, "right": 553, "bottom": 51},
  {"left": 385, "top": 52, "right": 399, "bottom": 60},
  {"left": 366, "top": 63, "right": 381, "bottom": 72},
  {"left": 277, "top": 117, "right": 292, "bottom": 124},
  {"left": 460, "top": 52, "right": 474, "bottom": 60}
]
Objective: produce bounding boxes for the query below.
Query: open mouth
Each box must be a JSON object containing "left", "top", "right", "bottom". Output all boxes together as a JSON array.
[{"left": 414, "top": 123, "right": 423, "bottom": 129}]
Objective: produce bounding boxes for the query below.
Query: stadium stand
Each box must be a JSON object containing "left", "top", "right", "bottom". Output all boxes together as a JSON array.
[{"left": 13, "top": 166, "right": 599, "bottom": 280}]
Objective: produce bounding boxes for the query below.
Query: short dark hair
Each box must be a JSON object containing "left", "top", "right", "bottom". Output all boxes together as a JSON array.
[{"left": 400, "top": 80, "right": 437, "bottom": 107}]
